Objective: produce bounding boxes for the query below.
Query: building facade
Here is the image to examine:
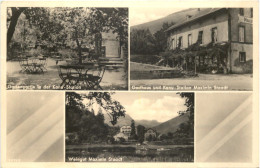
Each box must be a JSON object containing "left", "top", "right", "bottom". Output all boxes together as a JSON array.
[
  {"left": 113, "top": 125, "right": 132, "bottom": 142},
  {"left": 166, "top": 8, "right": 253, "bottom": 73},
  {"left": 120, "top": 125, "right": 132, "bottom": 137},
  {"left": 102, "top": 31, "right": 124, "bottom": 58},
  {"left": 144, "top": 128, "right": 157, "bottom": 141}
]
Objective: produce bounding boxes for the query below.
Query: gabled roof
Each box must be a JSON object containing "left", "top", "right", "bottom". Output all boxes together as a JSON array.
[
  {"left": 166, "top": 8, "right": 226, "bottom": 32},
  {"left": 145, "top": 128, "right": 157, "bottom": 133}
]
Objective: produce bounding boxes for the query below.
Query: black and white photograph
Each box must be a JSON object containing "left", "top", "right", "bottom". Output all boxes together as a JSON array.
[
  {"left": 65, "top": 92, "right": 194, "bottom": 162},
  {"left": 6, "top": 7, "right": 128, "bottom": 90},
  {"left": 1, "top": 1, "right": 259, "bottom": 168},
  {"left": 130, "top": 8, "right": 253, "bottom": 91}
]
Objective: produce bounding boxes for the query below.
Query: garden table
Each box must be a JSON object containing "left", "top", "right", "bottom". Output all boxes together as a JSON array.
[
  {"left": 19, "top": 57, "right": 47, "bottom": 74},
  {"left": 58, "top": 63, "right": 106, "bottom": 90}
]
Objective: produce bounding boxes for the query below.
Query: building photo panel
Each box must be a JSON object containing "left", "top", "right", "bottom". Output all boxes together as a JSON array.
[
  {"left": 130, "top": 8, "right": 253, "bottom": 91},
  {"left": 65, "top": 92, "right": 194, "bottom": 162},
  {"left": 6, "top": 92, "right": 64, "bottom": 162},
  {"left": 7, "top": 7, "right": 128, "bottom": 90}
]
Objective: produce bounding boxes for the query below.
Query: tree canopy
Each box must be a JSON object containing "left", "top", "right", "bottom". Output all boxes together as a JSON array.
[
  {"left": 130, "top": 22, "right": 174, "bottom": 55},
  {"left": 66, "top": 92, "right": 126, "bottom": 143},
  {"left": 7, "top": 7, "right": 128, "bottom": 62},
  {"left": 177, "top": 92, "right": 194, "bottom": 137}
]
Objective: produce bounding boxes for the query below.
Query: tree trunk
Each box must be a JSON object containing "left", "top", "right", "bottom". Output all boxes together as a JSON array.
[
  {"left": 76, "top": 38, "right": 82, "bottom": 64},
  {"left": 7, "top": 7, "right": 27, "bottom": 46},
  {"left": 94, "top": 32, "right": 102, "bottom": 59},
  {"left": 118, "top": 36, "right": 121, "bottom": 58}
]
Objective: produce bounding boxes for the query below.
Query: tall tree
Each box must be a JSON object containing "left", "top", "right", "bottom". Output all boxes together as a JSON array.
[
  {"left": 83, "top": 92, "right": 126, "bottom": 125},
  {"left": 130, "top": 119, "right": 137, "bottom": 139},
  {"left": 153, "top": 22, "right": 174, "bottom": 54},
  {"left": 7, "top": 7, "right": 128, "bottom": 63},
  {"left": 7, "top": 7, "right": 54, "bottom": 46},
  {"left": 7, "top": 7, "right": 27, "bottom": 45},
  {"left": 66, "top": 92, "right": 126, "bottom": 142},
  {"left": 136, "top": 125, "right": 145, "bottom": 144},
  {"left": 130, "top": 28, "right": 155, "bottom": 55},
  {"left": 177, "top": 92, "right": 194, "bottom": 137}
]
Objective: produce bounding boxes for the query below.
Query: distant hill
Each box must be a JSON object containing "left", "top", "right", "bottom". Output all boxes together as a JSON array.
[
  {"left": 153, "top": 113, "right": 189, "bottom": 135},
  {"left": 104, "top": 113, "right": 161, "bottom": 128},
  {"left": 135, "top": 120, "right": 161, "bottom": 128},
  {"left": 104, "top": 113, "right": 133, "bottom": 127},
  {"left": 131, "top": 8, "right": 204, "bottom": 34}
]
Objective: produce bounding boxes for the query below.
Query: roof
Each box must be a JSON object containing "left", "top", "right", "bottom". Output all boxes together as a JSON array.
[
  {"left": 166, "top": 8, "right": 225, "bottom": 32},
  {"left": 121, "top": 125, "right": 131, "bottom": 128},
  {"left": 145, "top": 128, "right": 157, "bottom": 132}
]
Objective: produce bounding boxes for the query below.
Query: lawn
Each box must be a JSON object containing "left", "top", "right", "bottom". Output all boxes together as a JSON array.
[{"left": 130, "top": 62, "right": 175, "bottom": 71}]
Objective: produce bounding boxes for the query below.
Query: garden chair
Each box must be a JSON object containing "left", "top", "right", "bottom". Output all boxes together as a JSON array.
[
  {"left": 84, "top": 65, "right": 106, "bottom": 90},
  {"left": 38, "top": 57, "right": 48, "bottom": 72},
  {"left": 19, "top": 57, "right": 30, "bottom": 73},
  {"left": 58, "top": 65, "right": 80, "bottom": 89}
]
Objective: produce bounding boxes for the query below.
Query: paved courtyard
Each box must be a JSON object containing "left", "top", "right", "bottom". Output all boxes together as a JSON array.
[{"left": 6, "top": 58, "right": 128, "bottom": 90}]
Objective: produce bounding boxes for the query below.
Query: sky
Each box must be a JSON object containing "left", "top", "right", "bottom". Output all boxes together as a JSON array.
[
  {"left": 130, "top": 8, "right": 187, "bottom": 26},
  {"left": 80, "top": 92, "right": 187, "bottom": 123},
  {"left": 111, "top": 92, "right": 187, "bottom": 122}
]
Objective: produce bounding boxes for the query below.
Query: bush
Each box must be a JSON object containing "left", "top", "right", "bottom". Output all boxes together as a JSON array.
[
  {"left": 131, "top": 54, "right": 160, "bottom": 64},
  {"left": 119, "top": 137, "right": 126, "bottom": 143},
  {"left": 58, "top": 49, "right": 77, "bottom": 59}
]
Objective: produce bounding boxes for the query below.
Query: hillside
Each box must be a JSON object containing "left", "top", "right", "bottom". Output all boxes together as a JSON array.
[
  {"left": 131, "top": 8, "right": 204, "bottom": 34},
  {"left": 153, "top": 112, "right": 189, "bottom": 134},
  {"left": 104, "top": 113, "right": 133, "bottom": 127},
  {"left": 135, "top": 119, "right": 161, "bottom": 128}
]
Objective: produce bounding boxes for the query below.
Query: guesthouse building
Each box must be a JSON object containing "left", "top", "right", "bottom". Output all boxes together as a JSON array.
[
  {"left": 113, "top": 125, "right": 132, "bottom": 142},
  {"left": 144, "top": 128, "right": 157, "bottom": 141},
  {"left": 120, "top": 125, "right": 132, "bottom": 137},
  {"left": 166, "top": 8, "right": 253, "bottom": 73}
]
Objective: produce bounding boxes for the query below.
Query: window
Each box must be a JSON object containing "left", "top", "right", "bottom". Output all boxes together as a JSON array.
[
  {"left": 178, "top": 36, "right": 183, "bottom": 48},
  {"left": 239, "top": 52, "right": 246, "bottom": 62},
  {"left": 172, "top": 38, "right": 175, "bottom": 49},
  {"left": 198, "top": 31, "right": 203, "bottom": 44},
  {"left": 188, "top": 34, "right": 192, "bottom": 46},
  {"left": 239, "top": 26, "right": 245, "bottom": 42},
  {"left": 239, "top": 8, "right": 244, "bottom": 16},
  {"left": 211, "top": 27, "right": 218, "bottom": 43}
]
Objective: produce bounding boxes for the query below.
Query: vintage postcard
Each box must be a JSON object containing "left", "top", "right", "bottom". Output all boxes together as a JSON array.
[{"left": 0, "top": 1, "right": 259, "bottom": 168}]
